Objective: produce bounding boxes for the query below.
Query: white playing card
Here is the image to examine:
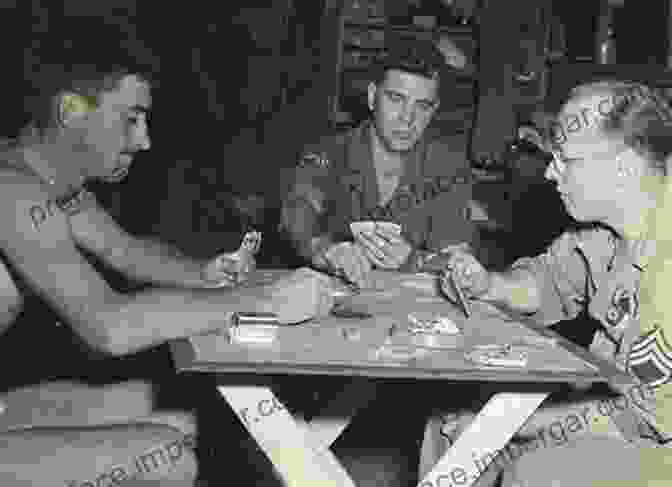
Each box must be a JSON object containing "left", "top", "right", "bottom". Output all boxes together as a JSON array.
[
  {"left": 465, "top": 345, "right": 528, "bottom": 367},
  {"left": 350, "top": 221, "right": 402, "bottom": 239}
]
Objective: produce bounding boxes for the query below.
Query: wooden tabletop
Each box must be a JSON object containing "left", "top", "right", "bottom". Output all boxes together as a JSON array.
[{"left": 171, "top": 270, "right": 626, "bottom": 384}]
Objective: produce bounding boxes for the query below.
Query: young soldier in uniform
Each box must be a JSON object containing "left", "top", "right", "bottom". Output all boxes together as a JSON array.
[
  {"left": 432, "top": 81, "right": 672, "bottom": 486},
  {"left": 280, "top": 37, "right": 477, "bottom": 287},
  {"left": 0, "top": 50, "right": 334, "bottom": 486}
]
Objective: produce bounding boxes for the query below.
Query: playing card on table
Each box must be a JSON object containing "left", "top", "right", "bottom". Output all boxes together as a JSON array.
[
  {"left": 407, "top": 313, "right": 461, "bottom": 335},
  {"left": 465, "top": 344, "right": 528, "bottom": 367}
]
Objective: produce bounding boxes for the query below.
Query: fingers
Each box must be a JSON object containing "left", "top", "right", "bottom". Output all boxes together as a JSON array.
[
  {"left": 317, "top": 279, "right": 335, "bottom": 316},
  {"left": 349, "top": 244, "right": 373, "bottom": 287},
  {"left": 373, "top": 227, "right": 403, "bottom": 244},
  {"left": 439, "top": 272, "right": 460, "bottom": 304},
  {"left": 324, "top": 243, "right": 372, "bottom": 287},
  {"left": 357, "top": 233, "right": 391, "bottom": 268},
  {"left": 357, "top": 233, "right": 390, "bottom": 259},
  {"left": 356, "top": 232, "right": 409, "bottom": 269}
]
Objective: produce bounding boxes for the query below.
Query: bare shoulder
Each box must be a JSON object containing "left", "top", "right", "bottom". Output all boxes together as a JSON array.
[{"left": 0, "top": 168, "right": 71, "bottom": 243}]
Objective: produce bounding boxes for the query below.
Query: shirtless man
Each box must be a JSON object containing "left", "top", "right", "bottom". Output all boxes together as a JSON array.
[{"left": 0, "top": 52, "right": 333, "bottom": 486}]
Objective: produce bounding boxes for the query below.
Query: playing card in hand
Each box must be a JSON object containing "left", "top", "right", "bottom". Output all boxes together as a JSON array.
[{"left": 240, "top": 230, "right": 262, "bottom": 255}]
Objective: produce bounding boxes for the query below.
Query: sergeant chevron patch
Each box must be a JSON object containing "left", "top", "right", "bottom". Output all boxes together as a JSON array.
[{"left": 627, "top": 326, "right": 672, "bottom": 388}]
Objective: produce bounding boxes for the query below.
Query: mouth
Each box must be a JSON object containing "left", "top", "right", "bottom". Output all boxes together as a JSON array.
[{"left": 392, "top": 131, "right": 414, "bottom": 141}]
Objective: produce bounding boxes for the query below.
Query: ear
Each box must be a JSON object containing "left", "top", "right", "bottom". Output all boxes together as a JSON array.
[
  {"left": 432, "top": 97, "right": 441, "bottom": 113},
  {"left": 367, "top": 82, "right": 377, "bottom": 112},
  {"left": 57, "top": 93, "right": 92, "bottom": 127}
]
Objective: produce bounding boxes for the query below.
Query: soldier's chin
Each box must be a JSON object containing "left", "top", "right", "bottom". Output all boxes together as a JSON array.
[{"left": 388, "top": 137, "right": 416, "bottom": 152}]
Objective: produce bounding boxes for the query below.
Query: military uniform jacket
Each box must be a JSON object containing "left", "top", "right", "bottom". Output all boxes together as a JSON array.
[
  {"left": 513, "top": 226, "right": 671, "bottom": 446},
  {"left": 280, "top": 120, "right": 476, "bottom": 260}
]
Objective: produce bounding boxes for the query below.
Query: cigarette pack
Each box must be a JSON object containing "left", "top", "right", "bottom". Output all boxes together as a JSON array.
[
  {"left": 229, "top": 324, "right": 278, "bottom": 345},
  {"left": 229, "top": 312, "right": 280, "bottom": 345}
]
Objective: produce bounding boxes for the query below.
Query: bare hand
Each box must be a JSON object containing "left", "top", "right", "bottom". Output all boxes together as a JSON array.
[
  {"left": 420, "top": 243, "right": 472, "bottom": 273},
  {"left": 320, "top": 242, "right": 373, "bottom": 289},
  {"left": 202, "top": 251, "right": 256, "bottom": 288},
  {"left": 439, "top": 249, "right": 491, "bottom": 303},
  {"left": 263, "top": 268, "right": 335, "bottom": 324},
  {"left": 356, "top": 227, "right": 413, "bottom": 270}
]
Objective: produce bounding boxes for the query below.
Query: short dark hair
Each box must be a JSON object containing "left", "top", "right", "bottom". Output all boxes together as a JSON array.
[
  {"left": 23, "top": 34, "right": 157, "bottom": 130},
  {"left": 371, "top": 36, "right": 446, "bottom": 86}
]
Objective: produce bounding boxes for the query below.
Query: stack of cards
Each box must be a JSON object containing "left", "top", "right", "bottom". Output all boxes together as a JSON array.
[
  {"left": 465, "top": 344, "right": 528, "bottom": 367},
  {"left": 407, "top": 313, "right": 461, "bottom": 335},
  {"left": 229, "top": 325, "right": 278, "bottom": 345},
  {"left": 228, "top": 313, "right": 279, "bottom": 346},
  {"left": 350, "top": 221, "right": 402, "bottom": 241}
]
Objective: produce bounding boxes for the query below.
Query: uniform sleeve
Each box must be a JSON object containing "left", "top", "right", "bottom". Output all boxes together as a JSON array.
[
  {"left": 424, "top": 165, "right": 477, "bottom": 252},
  {"left": 279, "top": 149, "right": 336, "bottom": 261},
  {"left": 510, "top": 231, "right": 590, "bottom": 326},
  {"left": 422, "top": 136, "right": 478, "bottom": 252}
]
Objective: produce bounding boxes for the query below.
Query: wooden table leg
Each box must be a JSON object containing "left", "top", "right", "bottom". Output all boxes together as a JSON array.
[
  {"left": 217, "top": 385, "right": 356, "bottom": 487},
  {"left": 302, "top": 378, "right": 378, "bottom": 452},
  {"left": 418, "top": 392, "right": 549, "bottom": 487}
]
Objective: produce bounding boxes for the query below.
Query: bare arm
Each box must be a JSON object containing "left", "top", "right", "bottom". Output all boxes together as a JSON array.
[
  {"left": 440, "top": 249, "right": 543, "bottom": 316},
  {"left": 0, "top": 174, "right": 299, "bottom": 357},
  {"left": 69, "top": 201, "right": 209, "bottom": 288},
  {"left": 0, "top": 258, "right": 21, "bottom": 336},
  {"left": 480, "top": 267, "right": 543, "bottom": 315}
]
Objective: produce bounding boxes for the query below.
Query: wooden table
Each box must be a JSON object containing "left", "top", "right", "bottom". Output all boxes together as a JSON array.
[{"left": 171, "top": 270, "right": 628, "bottom": 487}]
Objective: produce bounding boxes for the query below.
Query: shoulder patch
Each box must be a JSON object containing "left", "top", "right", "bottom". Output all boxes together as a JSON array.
[{"left": 298, "top": 152, "right": 330, "bottom": 169}]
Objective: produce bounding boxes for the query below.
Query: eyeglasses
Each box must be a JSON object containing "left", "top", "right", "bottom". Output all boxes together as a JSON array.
[{"left": 548, "top": 146, "right": 630, "bottom": 175}]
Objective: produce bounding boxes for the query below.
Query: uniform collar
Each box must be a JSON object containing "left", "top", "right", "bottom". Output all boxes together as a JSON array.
[
  {"left": 610, "top": 232, "right": 650, "bottom": 273},
  {"left": 346, "top": 119, "right": 427, "bottom": 212}
]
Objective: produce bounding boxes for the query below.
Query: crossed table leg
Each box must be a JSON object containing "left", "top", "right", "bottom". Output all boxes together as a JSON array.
[
  {"left": 217, "top": 378, "right": 378, "bottom": 487},
  {"left": 217, "top": 376, "right": 549, "bottom": 487},
  {"left": 419, "top": 392, "right": 549, "bottom": 487}
]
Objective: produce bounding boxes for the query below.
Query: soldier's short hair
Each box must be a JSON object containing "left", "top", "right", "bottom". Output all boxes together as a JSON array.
[
  {"left": 24, "top": 27, "right": 157, "bottom": 130},
  {"left": 372, "top": 36, "right": 447, "bottom": 86}
]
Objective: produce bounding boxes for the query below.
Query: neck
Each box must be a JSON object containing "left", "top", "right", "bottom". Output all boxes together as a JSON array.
[
  {"left": 609, "top": 193, "right": 659, "bottom": 242},
  {"left": 20, "top": 127, "right": 87, "bottom": 196},
  {"left": 370, "top": 125, "right": 403, "bottom": 169}
]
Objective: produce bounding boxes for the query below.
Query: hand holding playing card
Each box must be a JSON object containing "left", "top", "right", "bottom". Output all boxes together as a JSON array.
[
  {"left": 356, "top": 225, "right": 413, "bottom": 270},
  {"left": 439, "top": 249, "right": 491, "bottom": 303},
  {"left": 201, "top": 231, "right": 261, "bottom": 287},
  {"left": 320, "top": 241, "right": 373, "bottom": 289}
]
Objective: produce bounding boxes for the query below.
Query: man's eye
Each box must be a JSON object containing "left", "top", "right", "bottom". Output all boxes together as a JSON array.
[
  {"left": 387, "top": 93, "right": 403, "bottom": 103},
  {"left": 417, "top": 102, "right": 433, "bottom": 112}
]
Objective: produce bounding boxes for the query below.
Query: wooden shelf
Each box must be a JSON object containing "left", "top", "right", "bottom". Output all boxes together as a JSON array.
[
  {"left": 344, "top": 20, "right": 474, "bottom": 36},
  {"left": 331, "top": 11, "right": 477, "bottom": 130}
]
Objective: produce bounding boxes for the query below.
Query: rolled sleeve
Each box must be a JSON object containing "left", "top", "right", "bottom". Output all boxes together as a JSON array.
[
  {"left": 511, "top": 231, "right": 589, "bottom": 326},
  {"left": 425, "top": 166, "right": 477, "bottom": 252},
  {"left": 280, "top": 150, "right": 338, "bottom": 260},
  {"left": 421, "top": 136, "right": 477, "bottom": 252}
]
